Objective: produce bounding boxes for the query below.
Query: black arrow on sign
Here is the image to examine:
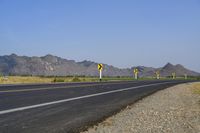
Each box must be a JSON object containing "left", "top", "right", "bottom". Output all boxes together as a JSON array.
[{"left": 98, "top": 64, "right": 102, "bottom": 70}]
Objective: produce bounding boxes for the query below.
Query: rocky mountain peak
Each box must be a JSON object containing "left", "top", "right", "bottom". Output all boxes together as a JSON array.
[
  {"left": 163, "top": 63, "right": 174, "bottom": 69},
  {"left": 0, "top": 54, "right": 199, "bottom": 77},
  {"left": 78, "top": 60, "right": 96, "bottom": 67},
  {"left": 175, "top": 64, "right": 184, "bottom": 68}
]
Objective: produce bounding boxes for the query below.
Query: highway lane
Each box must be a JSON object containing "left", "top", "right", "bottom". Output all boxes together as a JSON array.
[
  {"left": 0, "top": 80, "right": 172, "bottom": 110},
  {"left": 0, "top": 81, "right": 144, "bottom": 92},
  {"left": 0, "top": 80, "right": 193, "bottom": 133},
  {"left": 0, "top": 80, "right": 165, "bottom": 110},
  {"left": 0, "top": 81, "right": 111, "bottom": 92}
]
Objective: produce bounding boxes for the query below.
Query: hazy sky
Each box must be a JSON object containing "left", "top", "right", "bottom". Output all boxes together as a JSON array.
[{"left": 0, "top": 0, "right": 200, "bottom": 72}]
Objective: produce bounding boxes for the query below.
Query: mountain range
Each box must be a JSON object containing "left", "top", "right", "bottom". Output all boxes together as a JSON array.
[{"left": 0, "top": 54, "right": 199, "bottom": 77}]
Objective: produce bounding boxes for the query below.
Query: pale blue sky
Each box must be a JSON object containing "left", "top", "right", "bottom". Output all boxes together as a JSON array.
[{"left": 0, "top": 0, "right": 200, "bottom": 72}]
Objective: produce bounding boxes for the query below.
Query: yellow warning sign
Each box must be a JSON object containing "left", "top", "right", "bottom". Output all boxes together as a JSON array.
[
  {"left": 98, "top": 64, "right": 103, "bottom": 71},
  {"left": 134, "top": 68, "right": 138, "bottom": 74}
]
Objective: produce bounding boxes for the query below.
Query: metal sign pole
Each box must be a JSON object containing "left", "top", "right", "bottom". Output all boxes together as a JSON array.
[
  {"left": 100, "top": 70, "right": 102, "bottom": 82},
  {"left": 135, "top": 73, "right": 137, "bottom": 80},
  {"left": 156, "top": 71, "right": 160, "bottom": 79},
  {"left": 98, "top": 64, "right": 103, "bottom": 82},
  {"left": 184, "top": 74, "right": 187, "bottom": 80},
  {"left": 134, "top": 68, "right": 138, "bottom": 80}
]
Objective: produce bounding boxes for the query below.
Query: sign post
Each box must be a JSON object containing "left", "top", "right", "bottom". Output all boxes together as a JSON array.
[
  {"left": 98, "top": 64, "right": 103, "bottom": 82},
  {"left": 184, "top": 74, "right": 187, "bottom": 80},
  {"left": 134, "top": 68, "right": 139, "bottom": 80},
  {"left": 155, "top": 71, "right": 160, "bottom": 79},
  {"left": 172, "top": 72, "right": 176, "bottom": 79}
]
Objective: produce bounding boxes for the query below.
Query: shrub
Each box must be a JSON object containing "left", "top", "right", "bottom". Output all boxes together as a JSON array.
[
  {"left": 53, "top": 78, "right": 65, "bottom": 82},
  {"left": 72, "top": 77, "right": 81, "bottom": 82}
]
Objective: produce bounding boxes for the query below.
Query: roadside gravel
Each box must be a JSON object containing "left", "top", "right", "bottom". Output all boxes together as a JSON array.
[{"left": 82, "top": 82, "right": 200, "bottom": 133}]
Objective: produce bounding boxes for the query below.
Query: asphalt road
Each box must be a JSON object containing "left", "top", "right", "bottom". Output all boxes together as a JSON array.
[{"left": 0, "top": 80, "right": 193, "bottom": 133}]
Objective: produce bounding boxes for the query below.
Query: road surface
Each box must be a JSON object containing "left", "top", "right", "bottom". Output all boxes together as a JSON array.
[{"left": 0, "top": 80, "right": 193, "bottom": 133}]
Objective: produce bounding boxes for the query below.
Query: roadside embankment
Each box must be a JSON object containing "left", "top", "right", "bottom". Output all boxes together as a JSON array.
[{"left": 83, "top": 82, "right": 200, "bottom": 133}]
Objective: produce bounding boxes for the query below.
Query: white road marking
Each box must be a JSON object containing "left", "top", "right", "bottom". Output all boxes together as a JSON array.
[{"left": 0, "top": 81, "right": 174, "bottom": 115}]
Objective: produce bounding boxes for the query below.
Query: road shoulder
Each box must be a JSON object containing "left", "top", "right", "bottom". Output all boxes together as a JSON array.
[{"left": 82, "top": 82, "right": 200, "bottom": 133}]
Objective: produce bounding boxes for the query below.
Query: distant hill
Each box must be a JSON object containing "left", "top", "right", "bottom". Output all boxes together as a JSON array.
[
  {"left": 0, "top": 54, "right": 199, "bottom": 77},
  {"left": 160, "top": 63, "right": 199, "bottom": 77}
]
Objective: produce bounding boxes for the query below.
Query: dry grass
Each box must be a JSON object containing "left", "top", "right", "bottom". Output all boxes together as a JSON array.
[
  {"left": 0, "top": 76, "right": 53, "bottom": 84},
  {"left": 0, "top": 75, "right": 185, "bottom": 85},
  {"left": 192, "top": 82, "right": 200, "bottom": 94},
  {"left": 0, "top": 76, "right": 99, "bottom": 84}
]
